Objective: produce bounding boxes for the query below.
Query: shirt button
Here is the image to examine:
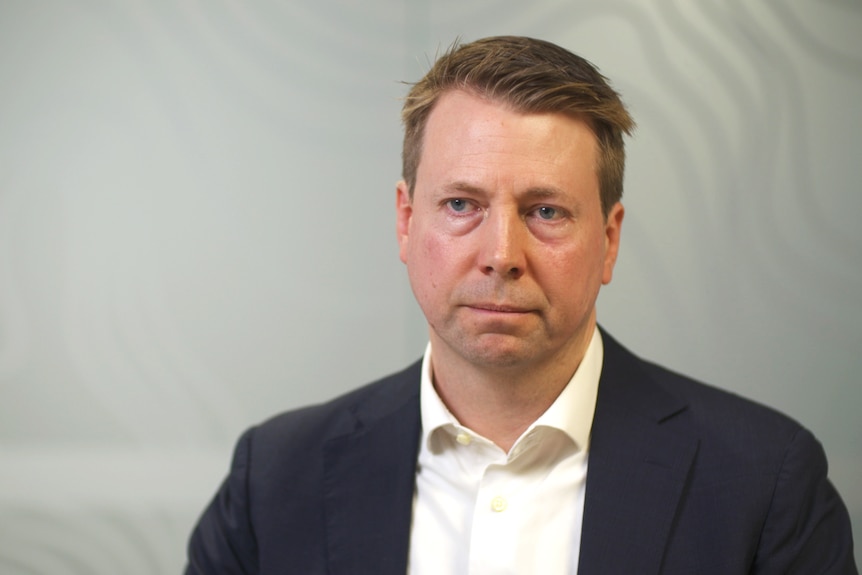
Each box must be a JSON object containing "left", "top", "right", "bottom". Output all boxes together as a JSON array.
[
  {"left": 491, "top": 496, "right": 507, "bottom": 512},
  {"left": 455, "top": 432, "right": 472, "bottom": 446}
]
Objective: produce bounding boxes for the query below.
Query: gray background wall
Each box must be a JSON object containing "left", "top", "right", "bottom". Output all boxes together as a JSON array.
[{"left": 1, "top": 1, "right": 859, "bottom": 572}]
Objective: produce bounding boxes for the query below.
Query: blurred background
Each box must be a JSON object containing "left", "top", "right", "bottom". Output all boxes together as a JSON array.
[{"left": 1, "top": 1, "right": 859, "bottom": 572}]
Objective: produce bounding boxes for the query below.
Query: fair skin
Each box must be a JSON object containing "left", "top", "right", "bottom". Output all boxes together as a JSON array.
[{"left": 396, "top": 90, "right": 624, "bottom": 452}]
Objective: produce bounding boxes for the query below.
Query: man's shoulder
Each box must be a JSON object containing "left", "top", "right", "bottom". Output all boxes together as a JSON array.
[
  {"left": 601, "top": 329, "right": 806, "bottom": 451},
  {"left": 644, "top": 357, "right": 801, "bottom": 428},
  {"left": 592, "top": 339, "right": 856, "bottom": 573},
  {"left": 250, "top": 359, "right": 423, "bottom": 448}
]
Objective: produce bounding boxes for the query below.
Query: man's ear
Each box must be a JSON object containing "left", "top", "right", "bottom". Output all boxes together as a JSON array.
[
  {"left": 396, "top": 181, "right": 412, "bottom": 264},
  {"left": 602, "top": 201, "right": 624, "bottom": 285}
]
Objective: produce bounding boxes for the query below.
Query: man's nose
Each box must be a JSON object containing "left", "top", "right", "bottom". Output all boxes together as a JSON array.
[{"left": 478, "top": 208, "right": 526, "bottom": 279}]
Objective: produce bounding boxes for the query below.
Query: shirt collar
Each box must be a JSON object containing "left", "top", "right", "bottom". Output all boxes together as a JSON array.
[{"left": 419, "top": 326, "right": 604, "bottom": 453}]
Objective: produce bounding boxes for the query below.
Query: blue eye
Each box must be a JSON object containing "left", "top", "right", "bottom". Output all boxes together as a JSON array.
[
  {"left": 448, "top": 198, "right": 469, "bottom": 212},
  {"left": 537, "top": 206, "right": 558, "bottom": 220}
]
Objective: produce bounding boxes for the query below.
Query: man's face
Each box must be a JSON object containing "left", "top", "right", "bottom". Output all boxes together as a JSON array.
[{"left": 396, "top": 90, "right": 623, "bottom": 373}]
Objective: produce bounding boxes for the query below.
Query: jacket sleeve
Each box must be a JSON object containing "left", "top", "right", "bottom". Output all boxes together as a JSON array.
[
  {"left": 185, "top": 428, "right": 259, "bottom": 575},
  {"left": 753, "top": 426, "right": 857, "bottom": 574}
]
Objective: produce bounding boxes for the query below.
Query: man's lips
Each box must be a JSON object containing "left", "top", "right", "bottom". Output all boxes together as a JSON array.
[{"left": 464, "top": 303, "right": 534, "bottom": 313}]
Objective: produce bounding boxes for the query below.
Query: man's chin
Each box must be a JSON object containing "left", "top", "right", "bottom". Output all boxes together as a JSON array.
[{"left": 450, "top": 333, "right": 544, "bottom": 369}]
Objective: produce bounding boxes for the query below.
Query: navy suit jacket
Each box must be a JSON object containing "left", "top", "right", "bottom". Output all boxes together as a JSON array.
[{"left": 186, "top": 331, "right": 857, "bottom": 574}]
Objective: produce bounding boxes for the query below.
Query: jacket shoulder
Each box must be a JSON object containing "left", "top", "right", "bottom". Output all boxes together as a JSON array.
[
  {"left": 601, "top": 328, "right": 805, "bottom": 449},
  {"left": 249, "top": 359, "right": 422, "bottom": 455},
  {"left": 596, "top": 332, "right": 857, "bottom": 572},
  {"left": 641, "top": 358, "right": 804, "bottom": 435}
]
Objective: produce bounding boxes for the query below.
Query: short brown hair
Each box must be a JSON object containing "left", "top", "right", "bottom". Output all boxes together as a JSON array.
[{"left": 401, "top": 36, "right": 635, "bottom": 217}]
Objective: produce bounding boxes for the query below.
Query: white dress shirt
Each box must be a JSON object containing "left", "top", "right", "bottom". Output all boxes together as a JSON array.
[{"left": 408, "top": 328, "right": 604, "bottom": 575}]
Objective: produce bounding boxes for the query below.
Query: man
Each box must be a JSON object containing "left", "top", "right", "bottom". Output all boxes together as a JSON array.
[{"left": 185, "top": 36, "right": 856, "bottom": 574}]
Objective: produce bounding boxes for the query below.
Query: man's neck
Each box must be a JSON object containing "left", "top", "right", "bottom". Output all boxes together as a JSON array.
[{"left": 429, "top": 331, "right": 593, "bottom": 453}]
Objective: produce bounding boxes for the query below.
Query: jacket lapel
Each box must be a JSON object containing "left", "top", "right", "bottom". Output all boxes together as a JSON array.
[
  {"left": 578, "top": 332, "right": 698, "bottom": 574},
  {"left": 322, "top": 362, "right": 422, "bottom": 575}
]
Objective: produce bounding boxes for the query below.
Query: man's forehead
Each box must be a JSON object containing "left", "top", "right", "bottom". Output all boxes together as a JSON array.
[
  {"left": 419, "top": 91, "right": 599, "bottom": 168},
  {"left": 428, "top": 88, "right": 598, "bottom": 133}
]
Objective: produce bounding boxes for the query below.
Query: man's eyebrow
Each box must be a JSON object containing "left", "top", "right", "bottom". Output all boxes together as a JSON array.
[
  {"left": 443, "top": 182, "right": 567, "bottom": 199},
  {"left": 444, "top": 181, "right": 486, "bottom": 195},
  {"left": 521, "top": 187, "right": 566, "bottom": 199}
]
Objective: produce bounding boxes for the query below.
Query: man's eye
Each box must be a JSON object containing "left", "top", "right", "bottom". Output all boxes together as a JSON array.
[
  {"left": 447, "top": 198, "right": 469, "bottom": 212},
  {"left": 536, "top": 206, "right": 559, "bottom": 220}
]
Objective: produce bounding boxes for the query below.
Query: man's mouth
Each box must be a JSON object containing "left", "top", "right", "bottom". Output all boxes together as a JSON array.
[{"left": 467, "top": 303, "right": 532, "bottom": 313}]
